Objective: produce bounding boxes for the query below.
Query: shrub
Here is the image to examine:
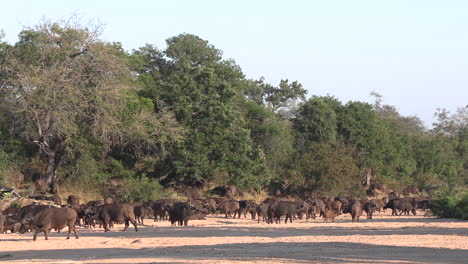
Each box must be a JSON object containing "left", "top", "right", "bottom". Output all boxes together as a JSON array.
[
  {"left": 116, "top": 174, "right": 169, "bottom": 202},
  {"left": 432, "top": 192, "right": 468, "bottom": 220}
]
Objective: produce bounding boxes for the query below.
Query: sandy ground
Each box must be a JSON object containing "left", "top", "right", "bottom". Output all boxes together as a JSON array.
[{"left": 1, "top": 211, "right": 467, "bottom": 264}]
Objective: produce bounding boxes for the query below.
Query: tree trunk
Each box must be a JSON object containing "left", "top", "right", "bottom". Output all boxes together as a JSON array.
[
  {"left": 44, "top": 150, "right": 61, "bottom": 194},
  {"left": 365, "top": 168, "right": 372, "bottom": 186},
  {"left": 35, "top": 139, "right": 62, "bottom": 195}
]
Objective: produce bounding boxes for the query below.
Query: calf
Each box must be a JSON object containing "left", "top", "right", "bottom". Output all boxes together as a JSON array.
[
  {"left": 323, "top": 209, "right": 337, "bottom": 223},
  {"left": 3, "top": 217, "right": 21, "bottom": 233}
]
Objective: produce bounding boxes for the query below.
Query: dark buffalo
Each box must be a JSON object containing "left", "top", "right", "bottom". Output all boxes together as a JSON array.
[
  {"left": 267, "top": 201, "right": 301, "bottom": 224},
  {"left": 18, "top": 204, "right": 51, "bottom": 233},
  {"left": 307, "top": 204, "right": 320, "bottom": 220},
  {"left": 97, "top": 203, "right": 138, "bottom": 232},
  {"left": 67, "top": 195, "right": 80, "bottom": 206},
  {"left": 235, "top": 200, "right": 256, "bottom": 219},
  {"left": 344, "top": 201, "right": 363, "bottom": 222},
  {"left": 263, "top": 197, "right": 281, "bottom": 204},
  {"left": 403, "top": 185, "right": 420, "bottom": 196},
  {"left": 309, "top": 199, "right": 326, "bottom": 218},
  {"left": 134, "top": 204, "right": 152, "bottom": 224},
  {"left": 334, "top": 197, "right": 349, "bottom": 206},
  {"left": 384, "top": 198, "right": 416, "bottom": 216},
  {"left": 295, "top": 200, "right": 309, "bottom": 220},
  {"left": 86, "top": 200, "right": 105, "bottom": 207},
  {"left": 370, "top": 198, "right": 385, "bottom": 212},
  {"left": 417, "top": 199, "right": 432, "bottom": 211},
  {"left": 363, "top": 201, "right": 377, "bottom": 219},
  {"left": 23, "top": 207, "right": 78, "bottom": 241},
  {"left": 331, "top": 200, "right": 343, "bottom": 215},
  {"left": 256, "top": 203, "right": 270, "bottom": 223},
  {"left": 149, "top": 199, "right": 177, "bottom": 221},
  {"left": 204, "top": 198, "right": 218, "bottom": 214},
  {"left": 104, "top": 196, "right": 122, "bottom": 205},
  {"left": 217, "top": 200, "right": 240, "bottom": 218},
  {"left": 168, "top": 202, "right": 207, "bottom": 226}
]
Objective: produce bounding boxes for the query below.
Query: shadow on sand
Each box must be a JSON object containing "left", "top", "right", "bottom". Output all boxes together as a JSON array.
[{"left": 3, "top": 242, "right": 467, "bottom": 263}]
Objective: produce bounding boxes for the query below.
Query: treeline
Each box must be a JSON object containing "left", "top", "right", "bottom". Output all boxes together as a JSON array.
[{"left": 0, "top": 19, "right": 466, "bottom": 199}]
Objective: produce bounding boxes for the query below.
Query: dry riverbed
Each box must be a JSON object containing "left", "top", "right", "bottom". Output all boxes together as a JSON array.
[{"left": 1, "top": 212, "right": 467, "bottom": 264}]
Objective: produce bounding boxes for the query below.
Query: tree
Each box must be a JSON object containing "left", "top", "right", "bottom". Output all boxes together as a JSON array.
[
  {"left": 295, "top": 142, "right": 363, "bottom": 197},
  {"left": 241, "top": 100, "right": 295, "bottom": 181},
  {"left": 294, "top": 96, "right": 338, "bottom": 145},
  {"left": 132, "top": 34, "right": 269, "bottom": 189},
  {"left": 243, "top": 77, "right": 307, "bottom": 112},
  {"left": 1, "top": 19, "right": 183, "bottom": 193}
]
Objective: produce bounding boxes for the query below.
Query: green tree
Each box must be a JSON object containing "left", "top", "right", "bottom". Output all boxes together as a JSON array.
[
  {"left": 132, "top": 34, "right": 269, "bottom": 189},
  {"left": 294, "top": 96, "right": 338, "bottom": 145},
  {"left": 295, "top": 142, "right": 363, "bottom": 197},
  {"left": 243, "top": 77, "right": 307, "bottom": 112},
  {"left": 241, "top": 100, "right": 294, "bottom": 181}
]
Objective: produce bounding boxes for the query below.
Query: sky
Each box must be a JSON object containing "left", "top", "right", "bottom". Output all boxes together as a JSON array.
[{"left": 1, "top": 0, "right": 467, "bottom": 128}]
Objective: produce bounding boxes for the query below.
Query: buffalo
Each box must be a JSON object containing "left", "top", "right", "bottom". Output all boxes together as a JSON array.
[
  {"left": 97, "top": 203, "right": 138, "bottom": 232},
  {"left": 22, "top": 207, "right": 78, "bottom": 241},
  {"left": 217, "top": 200, "right": 240, "bottom": 218}
]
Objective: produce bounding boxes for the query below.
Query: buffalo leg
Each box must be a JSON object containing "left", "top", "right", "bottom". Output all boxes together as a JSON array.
[
  {"left": 71, "top": 224, "right": 79, "bottom": 239},
  {"left": 130, "top": 218, "right": 138, "bottom": 232},
  {"left": 123, "top": 219, "right": 129, "bottom": 231},
  {"left": 33, "top": 229, "right": 40, "bottom": 241},
  {"left": 103, "top": 216, "right": 110, "bottom": 232}
]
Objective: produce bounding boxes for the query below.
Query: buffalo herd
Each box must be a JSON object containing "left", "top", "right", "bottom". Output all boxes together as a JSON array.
[{"left": 0, "top": 193, "right": 432, "bottom": 241}]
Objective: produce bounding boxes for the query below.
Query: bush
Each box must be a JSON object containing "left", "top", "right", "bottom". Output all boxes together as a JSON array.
[
  {"left": 432, "top": 192, "right": 468, "bottom": 220},
  {"left": 116, "top": 174, "right": 169, "bottom": 202}
]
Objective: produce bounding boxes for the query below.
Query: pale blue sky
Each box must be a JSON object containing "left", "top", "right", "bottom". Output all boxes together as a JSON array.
[{"left": 2, "top": 1, "right": 467, "bottom": 128}]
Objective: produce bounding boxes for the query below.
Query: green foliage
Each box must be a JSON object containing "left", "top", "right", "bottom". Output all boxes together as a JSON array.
[
  {"left": 432, "top": 192, "right": 468, "bottom": 220},
  {"left": 117, "top": 174, "right": 168, "bottom": 202},
  {"left": 242, "top": 101, "right": 294, "bottom": 177},
  {"left": 133, "top": 34, "right": 269, "bottom": 189},
  {"left": 243, "top": 78, "right": 307, "bottom": 111},
  {"left": 294, "top": 96, "right": 338, "bottom": 144},
  {"left": 1, "top": 18, "right": 466, "bottom": 198},
  {"left": 294, "top": 142, "right": 365, "bottom": 197},
  {"left": 0, "top": 149, "right": 11, "bottom": 169}
]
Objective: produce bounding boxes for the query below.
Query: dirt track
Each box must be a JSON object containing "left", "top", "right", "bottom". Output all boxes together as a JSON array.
[{"left": 1, "top": 212, "right": 467, "bottom": 264}]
